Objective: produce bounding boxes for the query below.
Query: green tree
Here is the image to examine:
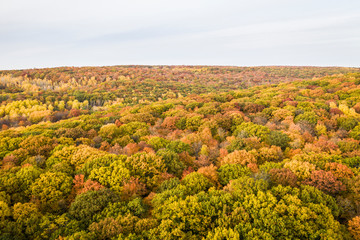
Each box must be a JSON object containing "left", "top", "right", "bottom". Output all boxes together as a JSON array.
[
  {"left": 233, "top": 122, "right": 270, "bottom": 141},
  {"left": 156, "top": 149, "right": 185, "bottom": 177},
  {"left": 31, "top": 171, "right": 73, "bottom": 212},
  {"left": 69, "top": 189, "right": 120, "bottom": 227},
  {"left": 124, "top": 153, "right": 166, "bottom": 189},
  {"left": 99, "top": 123, "right": 121, "bottom": 141},
  {"left": 181, "top": 172, "right": 214, "bottom": 195},
  {"left": 15, "top": 164, "right": 43, "bottom": 198},
  {"left": 266, "top": 131, "right": 290, "bottom": 150},
  {"left": 147, "top": 137, "right": 170, "bottom": 151},
  {"left": 218, "top": 164, "right": 251, "bottom": 186},
  {"left": 294, "top": 111, "right": 319, "bottom": 126},
  {"left": 89, "top": 160, "right": 131, "bottom": 193}
]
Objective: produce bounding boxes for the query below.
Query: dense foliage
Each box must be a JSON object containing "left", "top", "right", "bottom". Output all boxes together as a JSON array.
[{"left": 1, "top": 66, "right": 360, "bottom": 239}]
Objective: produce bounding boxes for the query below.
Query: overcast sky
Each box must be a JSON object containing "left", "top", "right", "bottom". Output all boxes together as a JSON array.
[{"left": 1, "top": 0, "right": 360, "bottom": 69}]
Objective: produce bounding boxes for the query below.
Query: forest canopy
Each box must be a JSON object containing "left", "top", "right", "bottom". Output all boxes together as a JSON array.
[{"left": 1, "top": 66, "right": 360, "bottom": 239}]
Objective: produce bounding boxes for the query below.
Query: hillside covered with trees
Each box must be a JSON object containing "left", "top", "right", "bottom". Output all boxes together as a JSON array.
[{"left": 1, "top": 66, "right": 360, "bottom": 239}]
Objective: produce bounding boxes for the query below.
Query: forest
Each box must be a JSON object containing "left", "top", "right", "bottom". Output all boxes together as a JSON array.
[{"left": 1, "top": 66, "right": 360, "bottom": 239}]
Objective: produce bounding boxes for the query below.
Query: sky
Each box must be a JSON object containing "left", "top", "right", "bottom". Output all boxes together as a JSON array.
[{"left": 1, "top": 0, "right": 360, "bottom": 70}]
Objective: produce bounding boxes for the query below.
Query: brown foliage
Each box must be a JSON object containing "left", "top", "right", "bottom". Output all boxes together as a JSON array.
[
  {"left": 122, "top": 177, "right": 147, "bottom": 200},
  {"left": 324, "top": 119, "right": 338, "bottom": 131},
  {"left": 68, "top": 174, "right": 104, "bottom": 202},
  {"left": 247, "top": 163, "right": 259, "bottom": 173},
  {"left": 69, "top": 109, "right": 81, "bottom": 117},
  {"left": 2, "top": 155, "right": 18, "bottom": 169},
  {"left": 194, "top": 155, "right": 211, "bottom": 168},
  {"left": 89, "top": 217, "right": 123, "bottom": 240},
  {"left": 303, "top": 170, "right": 346, "bottom": 195},
  {"left": 20, "top": 135, "right": 55, "bottom": 157},
  {"left": 313, "top": 136, "right": 339, "bottom": 153},
  {"left": 217, "top": 148, "right": 228, "bottom": 163},
  {"left": 108, "top": 143, "right": 122, "bottom": 155},
  {"left": 325, "top": 162, "right": 354, "bottom": 180},
  {"left": 353, "top": 103, "right": 360, "bottom": 114},
  {"left": 181, "top": 166, "right": 195, "bottom": 179},
  {"left": 99, "top": 141, "right": 111, "bottom": 151},
  {"left": 198, "top": 164, "right": 220, "bottom": 187},
  {"left": 243, "top": 103, "right": 265, "bottom": 113},
  {"left": 115, "top": 119, "right": 122, "bottom": 127},
  {"left": 329, "top": 108, "right": 344, "bottom": 116},
  {"left": 88, "top": 129, "right": 98, "bottom": 138},
  {"left": 243, "top": 137, "right": 263, "bottom": 150},
  {"left": 179, "top": 152, "right": 196, "bottom": 167},
  {"left": 123, "top": 143, "right": 140, "bottom": 156},
  {"left": 269, "top": 168, "right": 298, "bottom": 187},
  {"left": 302, "top": 131, "right": 314, "bottom": 143},
  {"left": 161, "top": 116, "right": 178, "bottom": 130}
]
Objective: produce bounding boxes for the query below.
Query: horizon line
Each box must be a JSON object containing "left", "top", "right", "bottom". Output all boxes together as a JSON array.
[{"left": 1, "top": 64, "right": 360, "bottom": 71}]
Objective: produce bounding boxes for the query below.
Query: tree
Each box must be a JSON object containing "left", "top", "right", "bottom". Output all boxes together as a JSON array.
[
  {"left": 250, "top": 146, "right": 283, "bottom": 165},
  {"left": 156, "top": 149, "right": 185, "bottom": 177},
  {"left": 198, "top": 164, "right": 220, "bottom": 187},
  {"left": 15, "top": 164, "right": 42, "bottom": 198},
  {"left": 69, "top": 189, "right": 120, "bottom": 227},
  {"left": 233, "top": 122, "right": 270, "bottom": 141},
  {"left": 20, "top": 135, "right": 55, "bottom": 158},
  {"left": 31, "top": 171, "right": 73, "bottom": 212},
  {"left": 186, "top": 115, "right": 203, "bottom": 131},
  {"left": 324, "top": 162, "right": 354, "bottom": 180},
  {"left": 88, "top": 217, "right": 123, "bottom": 240},
  {"left": 303, "top": 170, "right": 346, "bottom": 195},
  {"left": 119, "top": 121, "right": 149, "bottom": 137},
  {"left": 147, "top": 137, "right": 170, "bottom": 151},
  {"left": 337, "top": 117, "right": 358, "bottom": 131},
  {"left": 70, "top": 145, "right": 107, "bottom": 170},
  {"left": 269, "top": 168, "right": 297, "bottom": 187},
  {"left": 294, "top": 111, "right": 319, "bottom": 126},
  {"left": 338, "top": 138, "right": 360, "bottom": 153},
  {"left": 161, "top": 116, "right": 178, "bottom": 130},
  {"left": 221, "top": 150, "right": 257, "bottom": 166},
  {"left": 266, "top": 131, "right": 290, "bottom": 150},
  {"left": 13, "top": 202, "right": 43, "bottom": 238},
  {"left": 217, "top": 164, "right": 251, "bottom": 186},
  {"left": 226, "top": 138, "right": 246, "bottom": 153},
  {"left": 124, "top": 152, "right": 166, "bottom": 189},
  {"left": 181, "top": 172, "right": 214, "bottom": 195},
  {"left": 0, "top": 200, "right": 11, "bottom": 220},
  {"left": 348, "top": 216, "right": 360, "bottom": 240},
  {"left": 350, "top": 125, "right": 360, "bottom": 140},
  {"left": 167, "top": 140, "right": 191, "bottom": 154},
  {"left": 227, "top": 180, "right": 346, "bottom": 239},
  {"left": 152, "top": 191, "right": 229, "bottom": 238},
  {"left": 82, "top": 153, "right": 123, "bottom": 177},
  {"left": 99, "top": 123, "right": 121, "bottom": 141},
  {"left": 284, "top": 160, "right": 316, "bottom": 180},
  {"left": 205, "top": 227, "right": 240, "bottom": 240},
  {"left": 122, "top": 177, "right": 147, "bottom": 200},
  {"left": 69, "top": 174, "right": 104, "bottom": 201},
  {"left": 55, "top": 127, "right": 87, "bottom": 140},
  {"left": 89, "top": 160, "right": 131, "bottom": 193}
]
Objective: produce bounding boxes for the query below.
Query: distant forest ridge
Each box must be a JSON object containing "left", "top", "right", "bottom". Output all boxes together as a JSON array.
[
  {"left": 0, "top": 65, "right": 360, "bottom": 82},
  {"left": 0, "top": 65, "right": 359, "bottom": 129},
  {"left": 1, "top": 65, "right": 359, "bottom": 99},
  {"left": 1, "top": 66, "right": 359, "bottom": 84}
]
